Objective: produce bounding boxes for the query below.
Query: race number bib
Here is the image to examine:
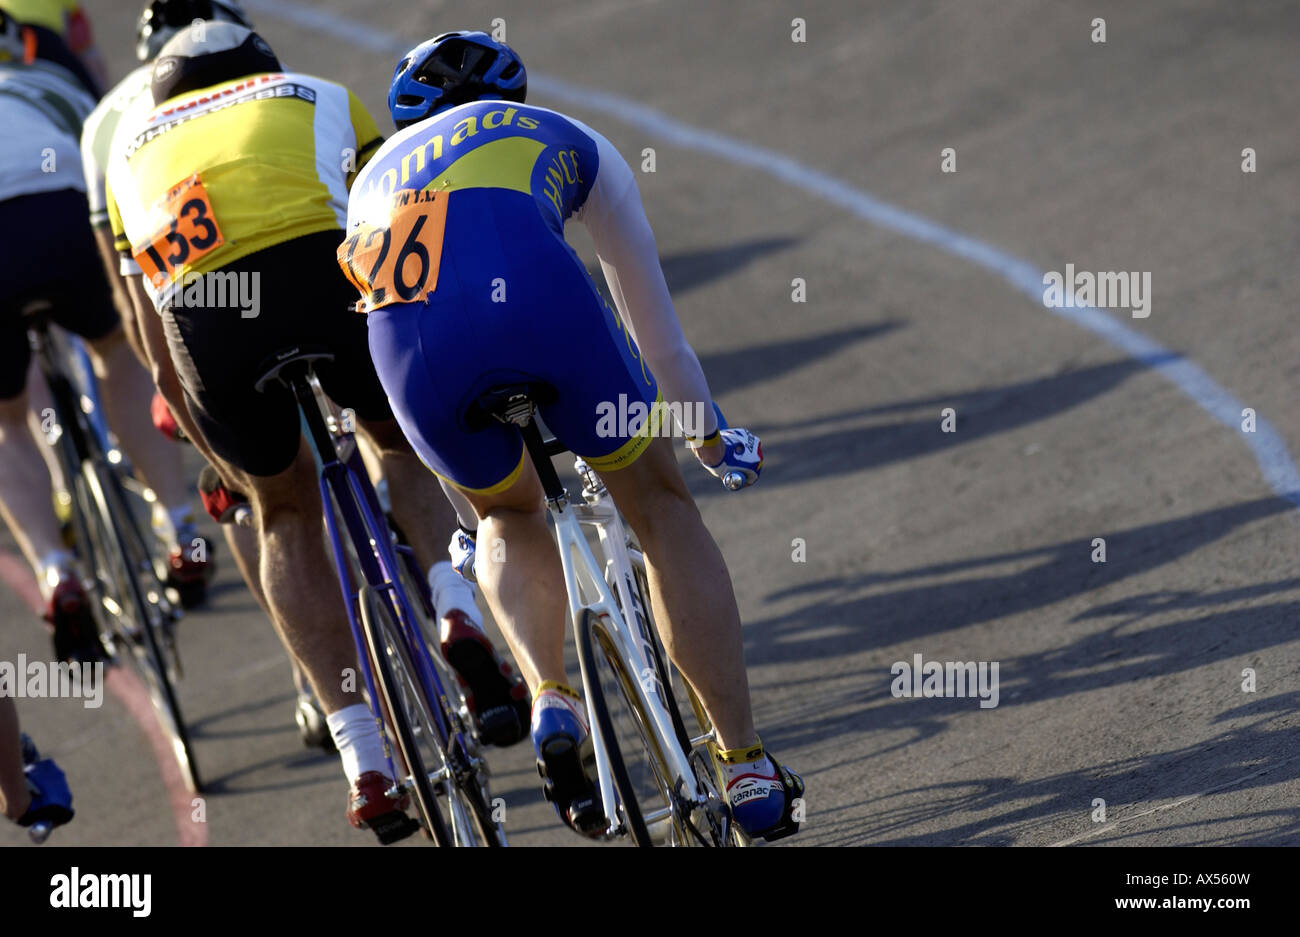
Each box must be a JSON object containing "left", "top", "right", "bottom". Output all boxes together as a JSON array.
[
  {"left": 132, "top": 174, "right": 224, "bottom": 285},
  {"left": 337, "top": 188, "right": 448, "bottom": 313}
]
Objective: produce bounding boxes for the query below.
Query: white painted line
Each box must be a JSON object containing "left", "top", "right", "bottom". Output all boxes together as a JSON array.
[{"left": 245, "top": 0, "right": 1300, "bottom": 508}]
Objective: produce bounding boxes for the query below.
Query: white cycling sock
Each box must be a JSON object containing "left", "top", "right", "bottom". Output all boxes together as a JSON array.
[
  {"left": 325, "top": 704, "right": 387, "bottom": 782},
  {"left": 428, "top": 560, "right": 482, "bottom": 628},
  {"left": 717, "top": 740, "right": 776, "bottom": 790}
]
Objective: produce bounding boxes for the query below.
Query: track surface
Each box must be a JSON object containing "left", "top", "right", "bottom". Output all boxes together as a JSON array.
[{"left": 3, "top": 0, "right": 1298, "bottom": 847}]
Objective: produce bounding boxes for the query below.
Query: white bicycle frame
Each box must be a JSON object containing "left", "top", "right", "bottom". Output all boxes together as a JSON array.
[{"left": 553, "top": 457, "right": 709, "bottom": 843}]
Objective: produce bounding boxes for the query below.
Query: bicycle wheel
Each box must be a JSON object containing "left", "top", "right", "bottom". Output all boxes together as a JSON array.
[
  {"left": 578, "top": 607, "right": 692, "bottom": 846},
  {"left": 359, "top": 584, "right": 502, "bottom": 846},
  {"left": 394, "top": 554, "right": 505, "bottom": 844},
  {"left": 83, "top": 459, "right": 201, "bottom": 794},
  {"left": 395, "top": 548, "right": 481, "bottom": 748}
]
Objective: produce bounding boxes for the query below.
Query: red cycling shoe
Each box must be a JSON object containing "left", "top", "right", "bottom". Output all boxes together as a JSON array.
[
  {"left": 166, "top": 535, "right": 214, "bottom": 608},
  {"left": 44, "top": 575, "right": 106, "bottom": 664},
  {"left": 347, "top": 771, "right": 418, "bottom": 844}
]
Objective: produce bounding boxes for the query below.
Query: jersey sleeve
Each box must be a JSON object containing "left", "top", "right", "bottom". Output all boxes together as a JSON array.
[
  {"left": 104, "top": 178, "right": 141, "bottom": 274},
  {"left": 572, "top": 122, "right": 718, "bottom": 439},
  {"left": 79, "top": 107, "right": 108, "bottom": 227},
  {"left": 347, "top": 90, "right": 385, "bottom": 182}
]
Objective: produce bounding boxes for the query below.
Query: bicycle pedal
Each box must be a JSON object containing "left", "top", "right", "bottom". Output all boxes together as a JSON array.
[{"left": 366, "top": 810, "right": 421, "bottom": 845}]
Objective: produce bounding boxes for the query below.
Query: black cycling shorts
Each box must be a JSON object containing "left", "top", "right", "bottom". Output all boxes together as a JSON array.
[
  {"left": 161, "top": 230, "right": 393, "bottom": 477},
  {"left": 0, "top": 189, "right": 120, "bottom": 399}
]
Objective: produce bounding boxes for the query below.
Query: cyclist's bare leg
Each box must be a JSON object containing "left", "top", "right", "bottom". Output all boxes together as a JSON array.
[
  {"left": 242, "top": 438, "right": 358, "bottom": 714},
  {"left": 0, "top": 391, "right": 64, "bottom": 575},
  {"left": 356, "top": 417, "right": 456, "bottom": 572},
  {"left": 223, "top": 520, "right": 268, "bottom": 611},
  {"left": 84, "top": 327, "right": 191, "bottom": 513},
  {"left": 136, "top": 298, "right": 336, "bottom": 708},
  {"left": 461, "top": 465, "right": 567, "bottom": 692},
  {"left": 596, "top": 437, "right": 756, "bottom": 751},
  {"left": 0, "top": 697, "right": 31, "bottom": 820}
]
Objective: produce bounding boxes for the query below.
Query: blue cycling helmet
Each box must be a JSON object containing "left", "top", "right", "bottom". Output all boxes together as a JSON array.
[{"left": 388, "top": 31, "right": 526, "bottom": 130}]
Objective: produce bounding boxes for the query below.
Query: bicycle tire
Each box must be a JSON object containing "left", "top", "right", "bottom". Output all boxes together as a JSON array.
[
  {"left": 576, "top": 608, "right": 658, "bottom": 846},
  {"left": 393, "top": 554, "right": 505, "bottom": 845},
  {"left": 361, "top": 584, "right": 501, "bottom": 846},
  {"left": 86, "top": 459, "right": 202, "bottom": 794}
]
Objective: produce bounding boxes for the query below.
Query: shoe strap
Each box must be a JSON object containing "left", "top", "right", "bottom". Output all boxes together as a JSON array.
[
  {"left": 537, "top": 680, "right": 581, "bottom": 701},
  {"left": 716, "top": 735, "right": 764, "bottom": 765}
]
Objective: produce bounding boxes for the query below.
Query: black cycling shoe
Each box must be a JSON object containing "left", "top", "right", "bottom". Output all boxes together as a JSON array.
[
  {"left": 439, "top": 611, "right": 530, "bottom": 747},
  {"left": 537, "top": 733, "right": 605, "bottom": 837}
]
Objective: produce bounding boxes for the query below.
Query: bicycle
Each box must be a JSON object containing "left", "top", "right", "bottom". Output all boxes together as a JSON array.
[
  {"left": 26, "top": 308, "right": 201, "bottom": 794},
  {"left": 468, "top": 384, "right": 745, "bottom": 847},
  {"left": 253, "top": 347, "right": 505, "bottom": 847}
]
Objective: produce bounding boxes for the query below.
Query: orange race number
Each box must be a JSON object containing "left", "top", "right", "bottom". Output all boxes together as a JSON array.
[
  {"left": 132, "top": 174, "right": 223, "bottom": 285},
  {"left": 337, "top": 188, "right": 448, "bottom": 313}
]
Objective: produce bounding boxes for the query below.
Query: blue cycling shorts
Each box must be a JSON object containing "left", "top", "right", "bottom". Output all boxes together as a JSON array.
[{"left": 366, "top": 188, "right": 661, "bottom": 494}]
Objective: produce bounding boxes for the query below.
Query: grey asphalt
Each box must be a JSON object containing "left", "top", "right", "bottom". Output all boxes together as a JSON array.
[{"left": 3, "top": 0, "right": 1298, "bottom": 848}]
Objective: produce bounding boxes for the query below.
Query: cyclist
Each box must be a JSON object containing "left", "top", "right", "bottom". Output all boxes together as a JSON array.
[
  {"left": 0, "top": 14, "right": 202, "bottom": 662},
  {"left": 0, "top": 697, "right": 74, "bottom": 831},
  {"left": 103, "top": 23, "right": 529, "bottom": 838},
  {"left": 347, "top": 31, "right": 803, "bottom": 841},
  {"left": 0, "top": 0, "right": 105, "bottom": 93}
]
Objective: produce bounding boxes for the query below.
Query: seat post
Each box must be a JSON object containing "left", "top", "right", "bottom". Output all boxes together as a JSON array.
[
  {"left": 285, "top": 365, "right": 337, "bottom": 463},
  {"left": 518, "top": 417, "right": 567, "bottom": 507}
]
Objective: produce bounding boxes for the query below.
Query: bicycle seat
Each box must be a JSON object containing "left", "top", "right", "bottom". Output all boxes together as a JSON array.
[
  {"left": 19, "top": 299, "right": 55, "bottom": 331},
  {"left": 465, "top": 382, "right": 557, "bottom": 430},
  {"left": 254, "top": 346, "right": 336, "bottom": 394},
  {"left": 465, "top": 382, "right": 569, "bottom": 456}
]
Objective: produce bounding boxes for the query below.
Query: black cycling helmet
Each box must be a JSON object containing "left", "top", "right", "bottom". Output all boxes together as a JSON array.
[
  {"left": 150, "top": 21, "right": 280, "bottom": 105},
  {"left": 388, "top": 31, "right": 526, "bottom": 130},
  {"left": 136, "top": 0, "right": 252, "bottom": 63}
]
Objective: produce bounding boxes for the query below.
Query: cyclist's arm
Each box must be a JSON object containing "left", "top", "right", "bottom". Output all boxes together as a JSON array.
[
  {"left": 345, "top": 89, "right": 384, "bottom": 190},
  {"left": 82, "top": 129, "right": 146, "bottom": 364},
  {"left": 574, "top": 127, "right": 719, "bottom": 441}
]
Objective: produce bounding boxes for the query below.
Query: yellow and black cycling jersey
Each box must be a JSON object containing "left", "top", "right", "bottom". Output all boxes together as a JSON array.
[{"left": 106, "top": 70, "right": 382, "bottom": 296}]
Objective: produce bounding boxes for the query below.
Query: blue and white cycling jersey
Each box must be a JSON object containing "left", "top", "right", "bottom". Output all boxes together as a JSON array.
[{"left": 348, "top": 100, "right": 718, "bottom": 490}]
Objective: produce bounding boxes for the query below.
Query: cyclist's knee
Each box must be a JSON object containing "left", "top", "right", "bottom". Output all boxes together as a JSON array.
[{"left": 248, "top": 445, "right": 319, "bottom": 517}]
